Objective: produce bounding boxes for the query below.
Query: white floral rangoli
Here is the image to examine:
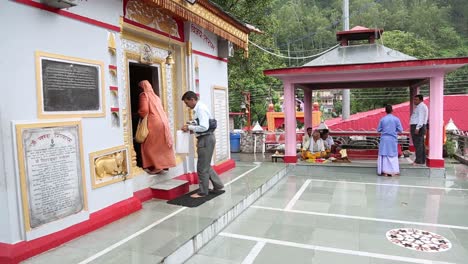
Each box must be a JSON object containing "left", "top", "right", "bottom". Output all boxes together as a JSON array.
[{"left": 386, "top": 228, "right": 452, "bottom": 252}]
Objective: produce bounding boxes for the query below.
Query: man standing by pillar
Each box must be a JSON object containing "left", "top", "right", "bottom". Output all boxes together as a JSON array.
[
  {"left": 181, "top": 91, "right": 224, "bottom": 198},
  {"left": 410, "top": 94, "right": 428, "bottom": 165}
]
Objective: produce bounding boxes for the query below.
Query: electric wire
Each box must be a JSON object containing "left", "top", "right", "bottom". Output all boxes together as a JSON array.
[{"left": 249, "top": 42, "right": 339, "bottom": 60}]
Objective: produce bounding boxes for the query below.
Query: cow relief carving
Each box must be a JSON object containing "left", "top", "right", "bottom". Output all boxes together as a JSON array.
[{"left": 94, "top": 151, "right": 127, "bottom": 178}]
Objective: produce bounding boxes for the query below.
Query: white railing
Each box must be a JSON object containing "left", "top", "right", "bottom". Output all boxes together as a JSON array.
[{"left": 262, "top": 131, "right": 411, "bottom": 152}]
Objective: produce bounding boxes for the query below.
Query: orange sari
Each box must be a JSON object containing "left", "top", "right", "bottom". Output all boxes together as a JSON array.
[{"left": 138, "top": 80, "right": 176, "bottom": 170}]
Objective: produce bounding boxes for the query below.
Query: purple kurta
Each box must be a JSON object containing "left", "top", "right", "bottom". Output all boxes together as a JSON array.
[
  {"left": 377, "top": 114, "right": 403, "bottom": 157},
  {"left": 377, "top": 114, "right": 403, "bottom": 175}
]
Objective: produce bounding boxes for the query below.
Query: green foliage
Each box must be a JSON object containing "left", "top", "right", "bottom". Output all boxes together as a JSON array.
[
  {"left": 210, "top": 0, "right": 467, "bottom": 122},
  {"left": 444, "top": 134, "right": 457, "bottom": 158},
  {"left": 382, "top": 30, "right": 438, "bottom": 59}
]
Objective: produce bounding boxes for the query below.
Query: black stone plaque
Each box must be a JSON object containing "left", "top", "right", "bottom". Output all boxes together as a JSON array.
[{"left": 41, "top": 59, "right": 100, "bottom": 112}]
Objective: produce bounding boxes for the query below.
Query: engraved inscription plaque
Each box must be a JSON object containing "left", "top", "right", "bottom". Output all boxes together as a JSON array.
[
  {"left": 41, "top": 59, "right": 100, "bottom": 111},
  {"left": 18, "top": 123, "right": 84, "bottom": 229},
  {"left": 213, "top": 88, "right": 229, "bottom": 163}
]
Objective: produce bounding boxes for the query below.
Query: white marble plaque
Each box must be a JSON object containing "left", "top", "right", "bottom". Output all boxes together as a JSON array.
[
  {"left": 20, "top": 124, "right": 84, "bottom": 229},
  {"left": 213, "top": 88, "right": 229, "bottom": 163}
]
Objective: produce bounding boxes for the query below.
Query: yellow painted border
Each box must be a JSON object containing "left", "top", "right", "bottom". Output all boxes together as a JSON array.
[
  {"left": 122, "top": 28, "right": 188, "bottom": 173},
  {"left": 212, "top": 86, "right": 230, "bottom": 165},
  {"left": 266, "top": 111, "right": 322, "bottom": 131},
  {"left": 89, "top": 145, "right": 130, "bottom": 189},
  {"left": 15, "top": 120, "right": 88, "bottom": 231},
  {"left": 172, "top": 44, "right": 187, "bottom": 164},
  {"left": 35, "top": 51, "right": 106, "bottom": 119},
  {"left": 123, "top": 51, "right": 167, "bottom": 176}
]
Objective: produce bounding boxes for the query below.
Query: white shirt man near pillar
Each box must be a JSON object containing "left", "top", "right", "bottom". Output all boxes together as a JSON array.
[{"left": 409, "top": 94, "right": 428, "bottom": 165}]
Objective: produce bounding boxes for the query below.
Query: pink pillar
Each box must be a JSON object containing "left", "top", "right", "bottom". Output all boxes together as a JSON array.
[
  {"left": 408, "top": 86, "right": 419, "bottom": 152},
  {"left": 283, "top": 81, "right": 297, "bottom": 163},
  {"left": 303, "top": 88, "right": 312, "bottom": 128},
  {"left": 427, "top": 74, "right": 444, "bottom": 168}
]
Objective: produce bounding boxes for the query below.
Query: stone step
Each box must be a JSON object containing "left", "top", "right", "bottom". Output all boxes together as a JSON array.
[
  {"left": 150, "top": 179, "right": 190, "bottom": 200},
  {"left": 161, "top": 164, "right": 289, "bottom": 263}
]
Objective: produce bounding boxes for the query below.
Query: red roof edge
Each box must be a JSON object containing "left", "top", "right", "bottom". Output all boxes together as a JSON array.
[{"left": 264, "top": 57, "right": 468, "bottom": 76}]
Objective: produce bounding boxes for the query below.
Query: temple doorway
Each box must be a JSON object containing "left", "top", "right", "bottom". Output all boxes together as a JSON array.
[{"left": 128, "top": 62, "right": 160, "bottom": 168}]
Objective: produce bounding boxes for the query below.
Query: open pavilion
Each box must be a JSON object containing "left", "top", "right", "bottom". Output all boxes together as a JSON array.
[{"left": 264, "top": 26, "right": 468, "bottom": 168}]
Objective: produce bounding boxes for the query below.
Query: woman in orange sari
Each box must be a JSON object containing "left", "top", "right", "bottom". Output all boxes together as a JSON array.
[{"left": 138, "top": 80, "right": 176, "bottom": 174}]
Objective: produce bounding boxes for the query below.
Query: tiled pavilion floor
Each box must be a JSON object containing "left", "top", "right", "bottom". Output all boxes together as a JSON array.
[{"left": 24, "top": 154, "right": 468, "bottom": 264}]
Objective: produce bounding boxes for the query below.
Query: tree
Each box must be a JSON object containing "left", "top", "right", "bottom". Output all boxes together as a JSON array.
[
  {"left": 383, "top": 30, "right": 438, "bottom": 59},
  {"left": 211, "top": 0, "right": 467, "bottom": 121},
  {"left": 212, "top": 0, "right": 285, "bottom": 126}
]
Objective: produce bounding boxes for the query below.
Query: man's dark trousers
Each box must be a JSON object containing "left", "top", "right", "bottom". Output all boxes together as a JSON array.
[
  {"left": 411, "top": 124, "right": 426, "bottom": 164},
  {"left": 196, "top": 134, "right": 224, "bottom": 195}
]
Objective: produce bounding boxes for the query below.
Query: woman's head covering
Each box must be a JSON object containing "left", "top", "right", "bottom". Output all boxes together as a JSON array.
[{"left": 139, "top": 80, "right": 173, "bottom": 148}]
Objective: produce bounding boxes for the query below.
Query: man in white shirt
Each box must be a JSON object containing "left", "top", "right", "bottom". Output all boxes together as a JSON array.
[
  {"left": 181, "top": 91, "right": 224, "bottom": 198},
  {"left": 301, "top": 130, "right": 325, "bottom": 160},
  {"left": 320, "top": 129, "right": 335, "bottom": 152},
  {"left": 308, "top": 130, "right": 325, "bottom": 153},
  {"left": 409, "top": 94, "right": 428, "bottom": 165},
  {"left": 302, "top": 127, "right": 312, "bottom": 149}
]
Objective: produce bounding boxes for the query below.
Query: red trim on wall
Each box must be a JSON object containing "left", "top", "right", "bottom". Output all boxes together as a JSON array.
[
  {"left": 14, "top": 0, "right": 120, "bottom": 32},
  {"left": 152, "top": 183, "right": 189, "bottom": 200},
  {"left": 123, "top": 18, "right": 184, "bottom": 42},
  {"left": 175, "top": 159, "right": 236, "bottom": 184},
  {"left": 193, "top": 50, "right": 228, "bottom": 63},
  {"left": 0, "top": 158, "right": 237, "bottom": 263},
  {"left": 283, "top": 156, "right": 298, "bottom": 163},
  {"left": 213, "top": 159, "right": 236, "bottom": 174},
  {"left": 176, "top": 172, "right": 199, "bottom": 185},
  {"left": 133, "top": 188, "right": 153, "bottom": 203},
  {"left": 0, "top": 197, "right": 141, "bottom": 264},
  {"left": 426, "top": 158, "right": 444, "bottom": 168}
]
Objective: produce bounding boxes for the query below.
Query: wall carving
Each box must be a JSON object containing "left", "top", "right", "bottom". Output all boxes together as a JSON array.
[
  {"left": 191, "top": 24, "right": 215, "bottom": 50},
  {"left": 89, "top": 146, "right": 129, "bottom": 189},
  {"left": 125, "top": 0, "right": 181, "bottom": 39},
  {"left": 165, "top": 64, "right": 175, "bottom": 134},
  {"left": 146, "top": 0, "right": 249, "bottom": 50}
]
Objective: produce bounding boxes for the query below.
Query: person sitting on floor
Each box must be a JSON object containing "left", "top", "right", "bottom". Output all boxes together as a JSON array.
[
  {"left": 320, "top": 129, "right": 336, "bottom": 153},
  {"left": 302, "top": 127, "right": 312, "bottom": 149},
  {"left": 301, "top": 129, "right": 326, "bottom": 160}
]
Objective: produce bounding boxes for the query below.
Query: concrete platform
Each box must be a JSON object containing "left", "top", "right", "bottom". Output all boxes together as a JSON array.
[
  {"left": 23, "top": 162, "right": 289, "bottom": 264},
  {"left": 22, "top": 155, "right": 466, "bottom": 264}
]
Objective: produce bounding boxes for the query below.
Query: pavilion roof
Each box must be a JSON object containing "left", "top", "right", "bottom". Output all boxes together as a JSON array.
[
  {"left": 303, "top": 44, "right": 416, "bottom": 67},
  {"left": 265, "top": 26, "right": 467, "bottom": 78}
]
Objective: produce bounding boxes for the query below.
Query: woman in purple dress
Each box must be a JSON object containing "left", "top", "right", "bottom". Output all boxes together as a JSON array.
[{"left": 377, "top": 105, "right": 403, "bottom": 177}]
